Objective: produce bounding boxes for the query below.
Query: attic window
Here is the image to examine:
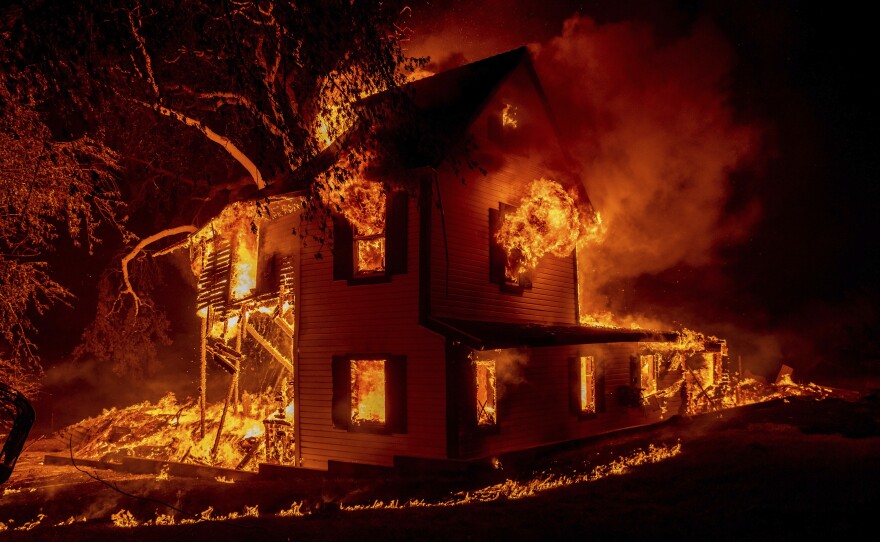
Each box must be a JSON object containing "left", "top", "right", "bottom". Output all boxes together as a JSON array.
[
  {"left": 332, "top": 354, "right": 407, "bottom": 433},
  {"left": 488, "top": 103, "right": 520, "bottom": 145},
  {"left": 474, "top": 358, "right": 498, "bottom": 427},
  {"left": 502, "top": 104, "right": 518, "bottom": 128}
]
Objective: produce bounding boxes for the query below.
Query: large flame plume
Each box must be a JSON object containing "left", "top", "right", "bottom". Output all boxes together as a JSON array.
[
  {"left": 323, "top": 176, "right": 387, "bottom": 236},
  {"left": 495, "top": 178, "right": 587, "bottom": 279}
]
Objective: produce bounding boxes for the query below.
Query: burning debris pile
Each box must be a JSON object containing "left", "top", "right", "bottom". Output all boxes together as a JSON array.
[{"left": 55, "top": 391, "right": 293, "bottom": 471}]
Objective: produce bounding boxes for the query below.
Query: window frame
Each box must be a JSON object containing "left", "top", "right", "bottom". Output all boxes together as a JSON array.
[
  {"left": 570, "top": 355, "right": 605, "bottom": 419},
  {"left": 331, "top": 353, "right": 407, "bottom": 435},
  {"left": 333, "top": 191, "right": 408, "bottom": 285},
  {"left": 473, "top": 357, "right": 499, "bottom": 429},
  {"left": 489, "top": 203, "right": 533, "bottom": 294}
]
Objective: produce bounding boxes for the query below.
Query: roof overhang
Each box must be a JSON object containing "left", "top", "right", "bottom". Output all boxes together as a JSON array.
[{"left": 425, "top": 317, "right": 680, "bottom": 351}]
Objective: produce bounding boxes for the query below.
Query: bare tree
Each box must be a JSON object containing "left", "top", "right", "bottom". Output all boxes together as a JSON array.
[{"left": 1, "top": 0, "right": 422, "bottom": 381}]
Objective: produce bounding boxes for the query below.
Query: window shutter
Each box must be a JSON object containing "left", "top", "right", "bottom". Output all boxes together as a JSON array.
[
  {"left": 630, "top": 355, "right": 640, "bottom": 388},
  {"left": 197, "top": 238, "right": 232, "bottom": 313},
  {"left": 386, "top": 191, "right": 408, "bottom": 275},
  {"left": 519, "top": 269, "right": 534, "bottom": 289},
  {"left": 385, "top": 355, "right": 407, "bottom": 434},
  {"left": 332, "top": 215, "right": 353, "bottom": 280},
  {"left": 489, "top": 204, "right": 528, "bottom": 293},
  {"left": 488, "top": 208, "right": 506, "bottom": 284},
  {"left": 568, "top": 357, "right": 580, "bottom": 415},
  {"left": 257, "top": 253, "right": 281, "bottom": 294},
  {"left": 596, "top": 357, "right": 607, "bottom": 412},
  {"left": 331, "top": 356, "right": 351, "bottom": 429}
]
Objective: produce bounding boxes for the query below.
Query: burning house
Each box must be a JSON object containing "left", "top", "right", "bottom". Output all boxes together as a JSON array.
[{"left": 176, "top": 47, "right": 727, "bottom": 473}]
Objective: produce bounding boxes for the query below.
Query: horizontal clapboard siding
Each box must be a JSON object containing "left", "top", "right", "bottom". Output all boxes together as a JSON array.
[
  {"left": 297, "top": 199, "right": 446, "bottom": 470},
  {"left": 430, "top": 152, "right": 578, "bottom": 326},
  {"left": 459, "top": 343, "right": 668, "bottom": 459}
]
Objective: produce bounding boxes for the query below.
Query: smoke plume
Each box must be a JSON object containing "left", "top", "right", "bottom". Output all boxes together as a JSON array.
[{"left": 531, "top": 16, "right": 763, "bottom": 321}]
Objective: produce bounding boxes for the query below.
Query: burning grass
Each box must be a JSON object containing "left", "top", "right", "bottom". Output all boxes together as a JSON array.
[{"left": 3, "top": 394, "right": 876, "bottom": 539}]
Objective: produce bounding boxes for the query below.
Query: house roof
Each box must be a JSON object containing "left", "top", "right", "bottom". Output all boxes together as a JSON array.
[
  {"left": 270, "top": 46, "right": 561, "bottom": 194},
  {"left": 426, "top": 317, "right": 681, "bottom": 351},
  {"left": 352, "top": 46, "right": 535, "bottom": 169}
]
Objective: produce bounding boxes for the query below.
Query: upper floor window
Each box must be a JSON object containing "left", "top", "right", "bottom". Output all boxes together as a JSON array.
[
  {"left": 489, "top": 203, "right": 533, "bottom": 294},
  {"left": 353, "top": 224, "right": 386, "bottom": 277},
  {"left": 333, "top": 191, "right": 408, "bottom": 284}
]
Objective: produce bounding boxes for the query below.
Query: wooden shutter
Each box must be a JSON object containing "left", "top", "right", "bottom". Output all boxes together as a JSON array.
[
  {"left": 332, "top": 216, "right": 353, "bottom": 281},
  {"left": 596, "top": 357, "right": 606, "bottom": 412},
  {"left": 196, "top": 238, "right": 232, "bottom": 313},
  {"left": 568, "top": 357, "right": 581, "bottom": 415},
  {"left": 489, "top": 204, "right": 528, "bottom": 293},
  {"left": 331, "top": 356, "right": 352, "bottom": 429},
  {"left": 385, "top": 355, "right": 407, "bottom": 434},
  {"left": 386, "top": 191, "right": 408, "bottom": 275},
  {"left": 630, "top": 355, "right": 640, "bottom": 388}
]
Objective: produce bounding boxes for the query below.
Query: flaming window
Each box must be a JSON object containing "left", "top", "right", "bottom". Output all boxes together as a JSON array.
[
  {"left": 230, "top": 230, "right": 258, "bottom": 301},
  {"left": 489, "top": 203, "right": 533, "bottom": 293},
  {"left": 353, "top": 227, "right": 386, "bottom": 276},
  {"left": 332, "top": 191, "right": 408, "bottom": 283},
  {"left": 474, "top": 359, "right": 498, "bottom": 426},
  {"left": 332, "top": 354, "right": 407, "bottom": 433},
  {"left": 639, "top": 354, "right": 658, "bottom": 396},
  {"left": 350, "top": 359, "right": 386, "bottom": 426},
  {"left": 579, "top": 356, "right": 596, "bottom": 414}
]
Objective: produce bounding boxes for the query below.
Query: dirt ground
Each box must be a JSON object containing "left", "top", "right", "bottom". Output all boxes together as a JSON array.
[{"left": 2, "top": 394, "right": 879, "bottom": 541}]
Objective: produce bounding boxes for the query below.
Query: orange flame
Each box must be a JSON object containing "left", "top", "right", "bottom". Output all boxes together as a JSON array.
[
  {"left": 495, "top": 178, "right": 582, "bottom": 279},
  {"left": 351, "top": 359, "right": 386, "bottom": 425},
  {"left": 230, "top": 229, "right": 258, "bottom": 301},
  {"left": 475, "top": 359, "right": 497, "bottom": 426},
  {"left": 324, "top": 177, "right": 387, "bottom": 236}
]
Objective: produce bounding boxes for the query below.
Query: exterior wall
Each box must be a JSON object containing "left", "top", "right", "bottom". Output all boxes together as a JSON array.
[
  {"left": 296, "top": 198, "right": 446, "bottom": 470},
  {"left": 456, "top": 342, "right": 668, "bottom": 459},
  {"left": 429, "top": 63, "right": 579, "bottom": 326}
]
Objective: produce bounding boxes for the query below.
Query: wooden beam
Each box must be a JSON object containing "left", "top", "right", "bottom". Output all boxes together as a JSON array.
[
  {"left": 273, "top": 316, "right": 295, "bottom": 337},
  {"left": 246, "top": 324, "right": 293, "bottom": 373}
]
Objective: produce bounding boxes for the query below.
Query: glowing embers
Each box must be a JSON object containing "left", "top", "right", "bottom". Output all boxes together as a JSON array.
[
  {"left": 580, "top": 356, "right": 596, "bottom": 414},
  {"left": 474, "top": 359, "right": 498, "bottom": 426},
  {"left": 350, "top": 359, "right": 386, "bottom": 426},
  {"left": 495, "top": 178, "right": 580, "bottom": 280}
]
